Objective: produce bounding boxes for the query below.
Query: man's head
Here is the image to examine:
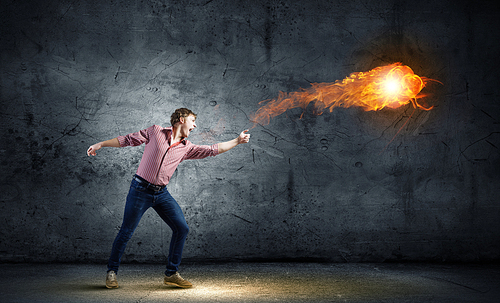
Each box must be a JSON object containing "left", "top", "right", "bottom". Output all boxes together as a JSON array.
[
  {"left": 171, "top": 108, "right": 197, "bottom": 126},
  {"left": 171, "top": 108, "right": 197, "bottom": 138}
]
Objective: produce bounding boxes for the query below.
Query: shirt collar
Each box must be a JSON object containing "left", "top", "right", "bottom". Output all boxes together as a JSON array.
[{"left": 163, "top": 126, "right": 187, "bottom": 145}]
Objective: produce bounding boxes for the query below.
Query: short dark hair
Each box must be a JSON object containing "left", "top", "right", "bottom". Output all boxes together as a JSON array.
[{"left": 170, "top": 108, "right": 197, "bottom": 126}]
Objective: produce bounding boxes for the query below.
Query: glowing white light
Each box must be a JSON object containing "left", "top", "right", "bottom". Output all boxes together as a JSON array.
[{"left": 384, "top": 78, "right": 401, "bottom": 95}]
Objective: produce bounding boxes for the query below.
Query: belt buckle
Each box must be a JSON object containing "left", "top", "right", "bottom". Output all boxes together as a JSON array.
[{"left": 148, "top": 184, "right": 161, "bottom": 191}]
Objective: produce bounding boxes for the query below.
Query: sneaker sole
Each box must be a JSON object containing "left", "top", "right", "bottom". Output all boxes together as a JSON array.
[
  {"left": 106, "top": 283, "right": 119, "bottom": 289},
  {"left": 164, "top": 281, "right": 192, "bottom": 288}
]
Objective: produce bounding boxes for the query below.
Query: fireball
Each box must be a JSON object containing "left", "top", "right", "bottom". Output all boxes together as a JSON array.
[{"left": 251, "top": 63, "right": 440, "bottom": 125}]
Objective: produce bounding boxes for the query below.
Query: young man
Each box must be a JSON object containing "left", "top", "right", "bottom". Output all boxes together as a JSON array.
[{"left": 87, "top": 108, "right": 250, "bottom": 289}]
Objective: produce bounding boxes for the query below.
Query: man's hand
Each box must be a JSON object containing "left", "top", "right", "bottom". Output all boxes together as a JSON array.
[
  {"left": 87, "top": 138, "right": 121, "bottom": 156},
  {"left": 237, "top": 130, "right": 250, "bottom": 144},
  {"left": 87, "top": 143, "right": 102, "bottom": 156}
]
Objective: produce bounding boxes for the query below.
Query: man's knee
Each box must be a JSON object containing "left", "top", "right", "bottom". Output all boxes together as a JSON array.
[
  {"left": 117, "top": 226, "right": 135, "bottom": 241},
  {"left": 178, "top": 223, "right": 189, "bottom": 237}
]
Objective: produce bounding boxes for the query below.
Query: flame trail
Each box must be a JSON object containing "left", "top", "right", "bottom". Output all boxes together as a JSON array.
[{"left": 251, "top": 63, "right": 440, "bottom": 125}]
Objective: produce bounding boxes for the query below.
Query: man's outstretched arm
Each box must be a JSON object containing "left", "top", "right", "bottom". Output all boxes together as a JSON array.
[
  {"left": 87, "top": 138, "right": 120, "bottom": 156},
  {"left": 218, "top": 130, "right": 250, "bottom": 154}
]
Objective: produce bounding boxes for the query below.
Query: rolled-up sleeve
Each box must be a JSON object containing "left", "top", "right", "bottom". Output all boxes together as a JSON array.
[
  {"left": 183, "top": 143, "right": 219, "bottom": 160},
  {"left": 117, "top": 127, "right": 151, "bottom": 147}
]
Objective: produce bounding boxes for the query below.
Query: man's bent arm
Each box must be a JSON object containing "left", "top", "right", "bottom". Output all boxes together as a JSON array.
[
  {"left": 218, "top": 130, "right": 250, "bottom": 154},
  {"left": 87, "top": 138, "right": 120, "bottom": 156}
]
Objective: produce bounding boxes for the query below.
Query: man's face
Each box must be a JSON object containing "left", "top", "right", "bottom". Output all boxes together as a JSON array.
[{"left": 180, "top": 114, "right": 197, "bottom": 138}]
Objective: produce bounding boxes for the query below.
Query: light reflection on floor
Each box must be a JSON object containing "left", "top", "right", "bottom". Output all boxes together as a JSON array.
[
  {"left": 115, "top": 266, "right": 429, "bottom": 302},
  {"left": 163, "top": 273, "right": 424, "bottom": 302}
]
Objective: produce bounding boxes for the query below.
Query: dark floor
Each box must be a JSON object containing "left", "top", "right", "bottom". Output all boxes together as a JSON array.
[{"left": 0, "top": 262, "right": 499, "bottom": 302}]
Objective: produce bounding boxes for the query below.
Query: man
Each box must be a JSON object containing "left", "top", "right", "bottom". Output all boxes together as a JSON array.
[{"left": 87, "top": 108, "right": 250, "bottom": 289}]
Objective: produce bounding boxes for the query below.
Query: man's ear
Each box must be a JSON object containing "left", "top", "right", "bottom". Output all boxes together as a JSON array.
[{"left": 179, "top": 116, "right": 185, "bottom": 124}]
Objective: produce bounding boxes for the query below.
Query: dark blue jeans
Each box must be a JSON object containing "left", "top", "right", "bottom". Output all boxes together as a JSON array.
[{"left": 107, "top": 177, "right": 189, "bottom": 276}]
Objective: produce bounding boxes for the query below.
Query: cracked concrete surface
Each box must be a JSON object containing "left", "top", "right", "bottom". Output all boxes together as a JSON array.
[
  {"left": 1, "top": 263, "right": 499, "bottom": 303},
  {"left": 0, "top": 0, "right": 499, "bottom": 264}
]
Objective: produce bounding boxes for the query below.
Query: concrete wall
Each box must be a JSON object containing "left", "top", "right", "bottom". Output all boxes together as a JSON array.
[{"left": 1, "top": 0, "right": 499, "bottom": 263}]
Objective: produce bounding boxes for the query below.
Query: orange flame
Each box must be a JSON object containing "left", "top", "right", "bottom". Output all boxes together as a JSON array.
[{"left": 251, "top": 63, "right": 440, "bottom": 125}]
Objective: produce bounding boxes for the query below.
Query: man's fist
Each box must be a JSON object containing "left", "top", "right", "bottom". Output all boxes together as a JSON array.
[{"left": 238, "top": 130, "right": 250, "bottom": 144}]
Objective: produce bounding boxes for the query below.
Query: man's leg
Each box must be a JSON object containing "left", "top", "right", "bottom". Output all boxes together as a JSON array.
[
  {"left": 153, "top": 188, "right": 191, "bottom": 287},
  {"left": 107, "top": 180, "right": 153, "bottom": 277}
]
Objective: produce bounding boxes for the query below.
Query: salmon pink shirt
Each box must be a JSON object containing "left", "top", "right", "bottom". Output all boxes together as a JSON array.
[{"left": 117, "top": 125, "right": 219, "bottom": 186}]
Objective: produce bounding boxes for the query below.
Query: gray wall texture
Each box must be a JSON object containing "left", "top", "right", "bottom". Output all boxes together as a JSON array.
[{"left": 1, "top": 0, "right": 499, "bottom": 263}]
